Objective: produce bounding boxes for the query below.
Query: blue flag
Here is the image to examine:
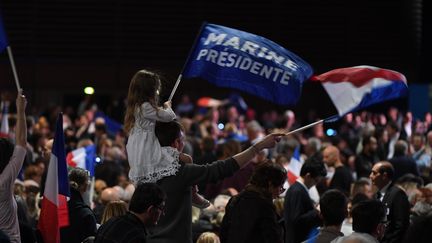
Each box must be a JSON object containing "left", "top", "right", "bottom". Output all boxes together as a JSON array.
[
  {"left": 0, "top": 14, "right": 8, "bottom": 52},
  {"left": 94, "top": 111, "right": 123, "bottom": 136},
  {"left": 182, "top": 23, "right": 313, "bottom": 105}
]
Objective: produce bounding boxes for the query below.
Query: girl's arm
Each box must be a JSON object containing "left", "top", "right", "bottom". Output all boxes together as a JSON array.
[{"left": 142, "top": 102, "right": 176, "bottom": 122}]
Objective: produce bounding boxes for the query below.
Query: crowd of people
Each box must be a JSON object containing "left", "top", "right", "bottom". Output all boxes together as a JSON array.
[{"left": 1, "top": 69, "right": 432, "bottom": 243}]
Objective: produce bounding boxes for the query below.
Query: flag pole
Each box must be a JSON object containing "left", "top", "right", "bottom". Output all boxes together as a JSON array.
[
  {"left": 284, "top": 119, "right": 324, "bottom": 136},
  {"left": 168, "top": 74, "right": 182, "bottom": 102},
  {"left": 6, "top": 46, "right": 21, "bottom": 92},
  {"left": 168, "top": 22, "right": 207, "bottom": 102}
]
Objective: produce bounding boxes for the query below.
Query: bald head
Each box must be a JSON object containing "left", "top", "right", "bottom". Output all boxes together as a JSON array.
[
  {"left": 370, "top": 161, "right": 394, "bottom": 189},
  {"left": 100, "top": 187, "right": 121, "bottom": 204},
  {"left": 323, "top": 145, "right": 341, "bottom": 167}
]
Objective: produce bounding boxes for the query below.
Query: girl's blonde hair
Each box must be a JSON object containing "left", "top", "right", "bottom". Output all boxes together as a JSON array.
[
  {"left": 101, "top": 200, "right": 128, "bottom": 224},
  {"left": 124, "top": 70, "right": 162, "bottom": 134},
  {"left": 196, "top": 232, "right": 220, "bottom": 243}
]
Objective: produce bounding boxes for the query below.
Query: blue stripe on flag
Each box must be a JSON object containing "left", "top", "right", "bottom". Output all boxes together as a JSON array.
[
  {"left": 84, "top": 145, "right": 96, "bottom": 177},
  {"left": 52, "top": 114, "right": 70, "bottom": 197}
]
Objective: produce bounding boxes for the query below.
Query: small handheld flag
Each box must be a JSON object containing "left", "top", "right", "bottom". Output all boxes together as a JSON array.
[
  {"left": 312, "top": 65, "right": 408, "bottom": 119},
  {"left": 38, "top": 114, "right": 70, "bottom": 243},
  {"left": 0, "top": 103, "right": 9, "bottom": 138},
  {"left": 0, "top": 12, "right": 21, "bottom": 91},
  {"left": 66, "top": 144, "right": 96, "bottom": 177}
]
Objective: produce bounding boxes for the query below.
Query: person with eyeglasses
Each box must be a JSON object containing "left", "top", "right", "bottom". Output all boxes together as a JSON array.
[
  {"left": 284, "top": 155, "right": 327, "bottom": 243},
  {"left": 95, "top": 182, "right": 166, "bottom": 243},
  {"left": 219, "top": 162, "right": 287, "bottom": 243}
]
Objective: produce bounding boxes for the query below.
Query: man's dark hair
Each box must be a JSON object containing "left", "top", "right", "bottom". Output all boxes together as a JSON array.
[
  {"left": 249, "top": 162, "right": 287, "bottom": 190},
  {"left": 129, "top": 182, "right": 166, "bottom": 214},
  {"left": 396, "top": 173, "right": 423, "bottom": 187},
  {"left": 351, "top": 193, "right": 369, "bottom": 207},
  {"left": 300, "top": 154, "right": 327, "bottom": 178},
  {"left": 351, "top": 199, "right": 386, "bottom": 234},
  {"left": 0, "top": 138, "right": 15, "bottom": 174},
  {"left": 378, "top": 162, "right": 395, "bottom": 180},
  {"left": 155, "top": 120, "right": 184, "bottom": 147},
  {"left": 362, "top": 135, "right": 375, "bottom": 147},
  {"left": 320, "top": 189, "right": 348, "bottom": 226},
  {"left": 387, "top": 121, "right": 400, "bottom": 133}
]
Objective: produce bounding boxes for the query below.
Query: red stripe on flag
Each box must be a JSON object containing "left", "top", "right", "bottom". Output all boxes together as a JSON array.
[
  {"left": 38, "top": 197, "right": 61, "bottom": 243},
  {"left": 311, "top": 67, "right": 405, "bottom": 87},
  {"left": 58, "top": 195, "right": 69, "bottom": 227},
  {"left": 287, "top": 171, "right": 298, "bottom": 186},
  {"left": 66, "top": 152, "right": 76, "bottom": 167}
]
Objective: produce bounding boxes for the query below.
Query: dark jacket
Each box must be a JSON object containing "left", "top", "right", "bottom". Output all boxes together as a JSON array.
[
  {"left": 95, "top": 212, "right": 147, "bottom": 243},
  {"left": 355, "top": 152, "right": 379, "bottom": 178},
  {"left": 60, "top": 188, "right": 97, "bottom": 243},
  {"left": 329, "top": 165, "right": 354, "bottom": 196},
  {"left": 378, "top": 183, "right": 410, "bottom": 243},
  {"left": 220, "top": 188, "right": 283, "bottom": 243},
  {"left": 284, "top": 182, "right": 321, "bottom": 243},
  {"left": 389, "top": 156, "right": 419, "bottom": 181},
  {"left": 148, "top": 158, "right": 239, "bottom": 243}
]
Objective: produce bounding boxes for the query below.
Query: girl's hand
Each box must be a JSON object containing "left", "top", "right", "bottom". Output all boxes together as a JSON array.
[{"left": 163, "top": 101, "right": 172, "bottom": 109}]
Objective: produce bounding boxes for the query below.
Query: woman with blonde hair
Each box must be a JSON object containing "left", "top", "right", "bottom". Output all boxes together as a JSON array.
[
  {"left": 101, "top": 200, "right": 128, "bottom": 224},
  {"left": 196, "top": 232, "right": 220, "bottom": 243}
]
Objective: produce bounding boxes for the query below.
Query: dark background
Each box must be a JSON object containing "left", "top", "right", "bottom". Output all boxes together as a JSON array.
[{"left": 0, "top": 0, "right": 429, "bottom": 118}]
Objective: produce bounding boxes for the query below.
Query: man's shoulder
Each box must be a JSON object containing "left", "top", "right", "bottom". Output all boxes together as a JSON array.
[
  {"left": 385, "top": 184, "right": 408, "bottom": 201},
  {"left": 286, "top": 182, "right": 306, "bottom": 195},
  {"left": 98, "top": 214, "right": 146, "bottom": 235}
]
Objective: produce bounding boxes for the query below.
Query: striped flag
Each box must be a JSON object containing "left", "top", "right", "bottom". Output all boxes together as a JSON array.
[
  {"left": 287, "top": 146, "right": 303, "bottom": 185},
  {"left": 38, "top": 114, "right": 70, "bottom": 243},
  {"left": 0, "top": 103, "right": 9, "bottom": 138},
  {"left": 312, "top": 65, "right": 408, "bottom": 118},
  {"left": 66, "top": 145, "right": 96, "bottom": 177}
]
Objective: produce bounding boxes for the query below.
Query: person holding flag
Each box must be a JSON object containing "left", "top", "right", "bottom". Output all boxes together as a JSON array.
[
  {"left": 37, "top": 114, "right": 71, "bottom": 243},
  {"left": 0, "top": 90, "right": 27, "bottom": 243},
  {"left": 124, "top": 69, "right": 210, "bottom": 208}
]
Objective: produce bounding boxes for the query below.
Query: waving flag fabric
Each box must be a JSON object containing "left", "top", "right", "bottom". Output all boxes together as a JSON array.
[
  {"left": 38, "top": 114, "right": 70, "bottom": 243},
  {"left": 66, "top": 145, "right": 96, "bottom": 177},
  {"left": 312, "top": 65, "right": 408, "bottom": 118},
  {"left": 94, "top": 111, "right": 123, "bottom": 136},
  {"left": 0, "top": 14, "right": 8, "bottom": 52},
  {"left": 287, "top": 146, "right": 303, "bottom": 185},
  {"left": 182, "top": 23, "right": 313, "bottom": 105},
  {"left": 0, "top": 103, "right": 9, "bottom": 138}
]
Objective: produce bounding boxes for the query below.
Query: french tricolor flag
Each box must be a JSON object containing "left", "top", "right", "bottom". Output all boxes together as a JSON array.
[
  {"left": 0, "top": 103, "right": 9, "bottom": 138},
  {"left": 287, "top": 146, "right": 303, "bottom": 185},
  {"left": 38, "top": 114, "right": 70, "bottom": 243},
  {"left": 312, "top": 65, "right": 408, "bottom": 118},
  {"left": 66, "top": 145, "right": 96, "bottom": 177}
]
